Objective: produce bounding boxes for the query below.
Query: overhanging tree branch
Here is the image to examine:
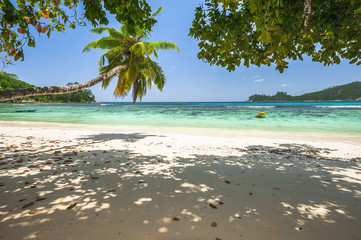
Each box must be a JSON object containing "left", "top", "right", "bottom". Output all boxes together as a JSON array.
[
  {"left": 303, "top": 0, "right": 312, "bottom": 34},
  {"left": 0, "top": 65, "right": 126, "bottom": 101}
]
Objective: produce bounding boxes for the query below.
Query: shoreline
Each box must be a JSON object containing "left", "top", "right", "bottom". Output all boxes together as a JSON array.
[
  {"left": 1, "top": 120, "right": 361, "bottom": 141},
  {"left": 0, "top": 122, "right": 360, "bottom": 239}
]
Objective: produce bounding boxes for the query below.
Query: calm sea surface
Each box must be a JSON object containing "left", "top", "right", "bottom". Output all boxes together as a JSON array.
[{"left": 0, "top": 101, "right": 360, "bottom": 135}]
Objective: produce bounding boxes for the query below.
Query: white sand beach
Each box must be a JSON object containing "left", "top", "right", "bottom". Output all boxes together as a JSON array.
[{"left": 0, "top": 121, "right": 361, "bottom": 240}]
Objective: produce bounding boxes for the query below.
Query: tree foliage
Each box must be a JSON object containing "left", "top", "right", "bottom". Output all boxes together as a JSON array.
[
  {"left": 83, "top": 8, "right": 179, "bottom": 102},
  {"left": 0, "top": 0, "right": 154, "bottom": 67},
  {"left": 2, "top": 0, "right": 361, "bottom": 73},
  {"left": 189, "top": 0, "right": 361, "bottom": 72}
]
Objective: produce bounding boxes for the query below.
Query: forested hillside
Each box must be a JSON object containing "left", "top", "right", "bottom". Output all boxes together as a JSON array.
[
  {"left": 0, "top": 73, "right": 95, "bottom": 103},
  {"left": 248, "top": 82, "right": 361, "bottom": 101}
]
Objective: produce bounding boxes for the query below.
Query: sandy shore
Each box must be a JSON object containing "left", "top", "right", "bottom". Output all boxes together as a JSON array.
[{"left": 0, "top": 121, "right": 361, "bottom": 240}]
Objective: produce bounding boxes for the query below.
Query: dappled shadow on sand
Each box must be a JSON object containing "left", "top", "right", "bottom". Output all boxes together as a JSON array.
[
  {"left": 0, "top": 135, "right": 360, "bottom": 240},
  {"left": 79, "top": 133, "right": 164, "bottom": 142}
]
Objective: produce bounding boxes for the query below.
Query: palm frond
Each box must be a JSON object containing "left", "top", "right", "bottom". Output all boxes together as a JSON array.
[
  {"left": 151, "top": 6, "right": 163, "bottom": 19},
  {"left": 130, "top": 42, "right": 152, "bottom": 57},
  {"left": 101, "top": 45, "right": 128, "bottom": 65},
  {"left": 146, "top": 58, "right": 166, "bottom": 91},
  {"left": 127, "top": 53, "right": 138, "bottom": 86},
  {"left": 114, "top": 68, "right": 133, "bottom": 97},
  {"left": 147, "top": 41, "right": 179, "bottom": 52},
  {"left": 90, "top": 27, "right": 126, "bottom": 39},
  {"left": 82, "top": 37, "right": 123, "bottom": 53},
  {"left": 89, "top": 26, "right": 110, "bottom": 35}
]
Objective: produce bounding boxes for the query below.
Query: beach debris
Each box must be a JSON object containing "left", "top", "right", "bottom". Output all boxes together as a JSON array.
[
  {"left": 91, "top": 175, "right": 99, "bottom": 180},
  {"left": 218, "top": 201, "right": 224, "bottom": 205},
  {"left": 209, "top": 203, "right": 218, "bottom": 209},
  {"left": 35, "top": 197, "right": 47, "bottom": 201},
  {"left": 104, "top": 160, "right": 111, "bottom": 163},
  {"left": 53, "top": 150, "right": 62, "bottom": 154},
  {"left": 19, "top": 199, "right": 27, "bottom": 202},
  {"left": 216, "top": 238, "right": 222, "bottom": 240},
  {"left": 107, "top": 189, "right": 116, "bottom": 192},
  {"left": 138, "top": 180, "right": 146, "bottom": 184},
  {"left": 225, "top": 180, "right": 230, "bottom": 184},
  {"left": 249, "top": 192, "right": 253, "bottom": 195},
  {"left": 23, "top": 170, "right": 29, "bottom": 173},
  {"left": 0, "top": 183, "right": 4, "bottom": 187},
  {"left": 22, "top": 202, "right": 35, "bottom": 209},
  {"left": 49, "top": 171, "right": 57, "bottom": 176},
  {"left": 62, "top": 159, "right": 73, "bottom": 164},
  {"left": 29, "top": 211, "right": 40, "bottom": 215},
  {"left": 67, "top": 203, "right": 77, "bottom": 210},
  {"left": 273, "top": 187, "right": 281, "bottom": 190},
  {"left": 356, "top": 171, "right": 361, "bottom": 174},
  {"left": 211, "top": 222, "right": 217, "bottom": 227},
  {"left": 172, "top": 217, "right": 180, "bottom": 221}
]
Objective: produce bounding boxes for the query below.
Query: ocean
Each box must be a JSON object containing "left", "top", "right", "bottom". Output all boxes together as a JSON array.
[{"left": 0, "top": 101, "right": 360, "bottom": 135}]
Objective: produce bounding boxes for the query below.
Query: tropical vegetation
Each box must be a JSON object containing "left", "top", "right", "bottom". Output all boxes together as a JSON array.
[
  {"left": 2, "top": 0, "right": 361, "bottom": 73},
  {"left": 82, "top": 7, "right": 179, "bottom": 102},
  {"left": 0, "top": 0, "right": 154, "bottom": 66},
  {"left": 0, "top": 72, "right": 95, "bottom": 103},
  {"left": 248, "top": 82, "right": 361, "bottom": 101},
  {"left": 1, "top": 0, "right": 361, "bottom": 101}
]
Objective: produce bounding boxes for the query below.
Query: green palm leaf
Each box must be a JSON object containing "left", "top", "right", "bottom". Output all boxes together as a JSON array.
[
  {"left": 83, "top": 7, "right": 179, "bottom": 103},
  {"left": 82, "top": 37, "right": 123, "bottom": 53}
]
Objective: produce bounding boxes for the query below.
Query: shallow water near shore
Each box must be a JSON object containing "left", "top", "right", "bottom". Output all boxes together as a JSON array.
[{"left": 0, "top": 101, "right": 360, "bottom": 135}]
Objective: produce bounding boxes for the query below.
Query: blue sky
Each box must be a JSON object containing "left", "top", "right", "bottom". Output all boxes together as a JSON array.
[{"left": 6, "top": 0, "right": 361, "bottom": 102}]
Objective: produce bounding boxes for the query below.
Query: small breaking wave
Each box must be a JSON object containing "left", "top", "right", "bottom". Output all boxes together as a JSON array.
[
  {"left": 315, "top": 105, "right": 361, "bottom": 109},
  {"left": 226, "top": 105, "right": 276, "bottom": 109}
]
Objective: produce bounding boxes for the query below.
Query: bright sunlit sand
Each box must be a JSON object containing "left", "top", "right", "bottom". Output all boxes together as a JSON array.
[{"left": 0, "top": 122, "right": 360, "bottom": 240}]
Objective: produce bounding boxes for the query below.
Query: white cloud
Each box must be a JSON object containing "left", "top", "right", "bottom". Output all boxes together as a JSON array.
[
  {"left": 281, "top": 84, "right": 290, "bottom": 87},
  {"left": 252, "top": 75, "right": 261, "bottom": 78},
  {"left": 254, "top": 78, "right": 265, "bottom": 82}
]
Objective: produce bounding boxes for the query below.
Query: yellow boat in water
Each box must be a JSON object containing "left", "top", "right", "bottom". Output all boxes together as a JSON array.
[{"left": 256, "top": 112, "right": 267, "bottom": 118}]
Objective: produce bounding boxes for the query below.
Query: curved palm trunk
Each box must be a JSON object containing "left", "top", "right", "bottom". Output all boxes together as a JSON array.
[{"left": 0, "top": 65, "right": 126, "bottom": 102}]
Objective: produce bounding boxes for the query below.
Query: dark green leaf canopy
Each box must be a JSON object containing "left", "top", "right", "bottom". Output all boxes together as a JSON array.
[
  {"left": 2, "top": 0, "right": 361, "bottom": 73},
  {"left": 0, "top": 0, "right": 155, "bottom": 67},
  {"left": 189, "top": 0, "right": 361, "bottom": 72}
]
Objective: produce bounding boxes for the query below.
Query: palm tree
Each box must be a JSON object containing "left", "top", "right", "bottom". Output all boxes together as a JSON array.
[
  {"left": 0, "top": 7, "right": 178, "bottom": 102},
  {"left": 83, "top": 7, "right": 179, "bottom": 102}
]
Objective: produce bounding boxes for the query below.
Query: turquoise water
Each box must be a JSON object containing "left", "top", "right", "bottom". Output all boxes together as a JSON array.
[{"left": 0, "top": 101, "right": 361, "bottom": 135}]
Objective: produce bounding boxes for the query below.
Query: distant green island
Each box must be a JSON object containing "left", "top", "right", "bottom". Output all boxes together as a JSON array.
[
  {"left": 0, "top": 72, "right": 95, "bottom": 103},
  {"left": 248, "top": 81, "right": 361, "bottom": 102}
]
